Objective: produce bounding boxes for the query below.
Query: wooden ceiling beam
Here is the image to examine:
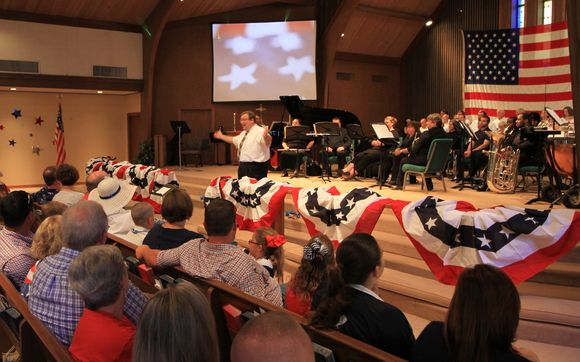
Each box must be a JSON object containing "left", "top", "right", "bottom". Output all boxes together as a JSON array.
[
  {"left": 0, "top": 10, "right": 142, "bottom": 33},
  {"left": 0, "top": 72, "right": 143, "bottom": 92},
  {"left": 357, "top": 4, "right": 427, "bottom": 23}
]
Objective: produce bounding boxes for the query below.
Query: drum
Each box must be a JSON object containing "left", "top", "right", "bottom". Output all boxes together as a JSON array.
[{"left": 545, "top": 137, "right": 576, "bottom": 178}]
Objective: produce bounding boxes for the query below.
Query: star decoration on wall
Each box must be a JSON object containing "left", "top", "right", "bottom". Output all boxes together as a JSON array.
[
  {"left": 11, "top": 109, "right": 22, "bottom": 119},
  {"left": 0, "top": 125, "right": 4, "bottom": 131},
  {"left": 35, "top": 116, "right": 44, "bottom": 125},
  {"left": 32, "top": 145, "right": 42, "bottom": 155},
  {"left": 8, "top": 139, "right": 16, "bottom": 146}
]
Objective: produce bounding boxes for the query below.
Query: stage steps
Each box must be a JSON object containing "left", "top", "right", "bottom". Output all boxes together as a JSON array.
[{"left": 179, "top": 171, "right": 580, "bottom": 348}]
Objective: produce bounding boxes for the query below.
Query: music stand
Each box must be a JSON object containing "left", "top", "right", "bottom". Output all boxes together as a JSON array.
[
  {"left": 545, "top": 107, "right": 566, "bottom": 127},
  {"left": 170, "top": 120, "right": 191, "bottom": 169},
  {"left": 283, "top": 126, "right": 311, "bottom": 178},
  {"left": 313, "top": 122, "right": 340, "bottom": 182}
]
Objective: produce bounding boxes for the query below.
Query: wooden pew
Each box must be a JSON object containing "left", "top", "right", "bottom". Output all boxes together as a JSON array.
[
  {"left": 106, "top": 234, "right": 405, "bottom": 362},
  {"left": 0, "top": 273, "right": 73, "bottom": 362}
]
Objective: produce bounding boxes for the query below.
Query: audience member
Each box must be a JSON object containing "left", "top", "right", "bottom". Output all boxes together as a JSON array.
[
  {"left": 123, "top": 202, "right": 155, "bottom": 245},
  {"left": 285, "top": 235, "right": 334, "bottom": 318},
  {"left": 311, "top": 233, "right": 414, "bottom": 360},
  {"left": 412, "top": 264, "right": 538, "bottom": 362},
  {"left": 52, "top": 164, "right": 84, "bottom": 206},
  {"left": 68, "top": 245, "right": 135, "bottom": 362},
  {"left": 28, "top": 201, "right": 147, "bottom": 346},
  {"left": 133, "top": 283, "right": 219, "bottom": 362},
  {"left": 248, "top": 227, "right": 286, "bottom": 282},
  {"left": 0, "top": 191, "right": 36, "bottom": 289},
  {"left": 231, "top": 311, "right": 314, "bottom": 362},
  {"left": 31, "top": 166, "right": 61, "bottom": 205},
  {"left": 142, "top": 188, "right": 202, "bottom": 250},
  {"left": 85, "top": 170, "right": 108, "bottom": 194},
  {"left": 136, "top": 199, "right": 283, "bottom": 306},
  {"left": 21, "top": 215, "right": 63, "bottom": 296},
  {"left": 88, "top": 177, "right": 136, "bottom": 236}
]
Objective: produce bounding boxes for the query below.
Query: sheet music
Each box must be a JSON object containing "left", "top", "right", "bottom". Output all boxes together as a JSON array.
[
  {"left": 545, "top": 107, "right": 566, "bottom": 125},
  {"left": 371, "top": 123, "right": 394, "bottom": 139}
]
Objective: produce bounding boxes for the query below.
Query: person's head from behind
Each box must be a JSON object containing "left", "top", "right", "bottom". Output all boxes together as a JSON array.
[
  {"left": 204, "top": 199, "right": 236, "bottom": 238},
  {"left": 56, "top": 163, "right": 80, "bottom": 186},
  {"left": 85, "top": 170, "right": 108, "bottom": 193},
  {"left": 134, "top": 282, "right": 219, "bottom": 362},
  {"left": 43, "top": 166, "right": 60, "bottom": 189},
  {"left": 62, "top": 201, "right": 108, "bottom": 251},
  {"left": 68, "top": 245, "right": 127, "bottom": 311},
  {"left": 31, "top": 215, "right": 63, "bottom": 260},
  {"left": 446, "top": 264, "right": 520, "bottom": 362},
  {"left": 131, "top": 202, "right": 155, "bottom": 230},
  {"left": 0, "top": 191, "right": 34, "bottom": 231},
  {"left": 337, "top": 233, "right": 383, "bottom": 287},
  {"left": 293, "top": 234, "right": 335, "bottom": 295},
  {"left": 161, "top": 189, "right": 192, "bottom": 224},
  {"left": 249, "top": 227, "right": 286, "bottom": 280},
  {"left": 231, "top": 311, "right": 314, "bottom": 362}
]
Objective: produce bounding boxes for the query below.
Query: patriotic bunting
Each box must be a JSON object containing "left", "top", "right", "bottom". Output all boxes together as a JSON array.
[
  {"left": 86, "top": 157, "right": 179, "bottom": 213},
  {"left": 390, "top": 196, "right": 580, "bottom": 285},
  {"left": 205, "top": 177, "right": 579, "bottom": 285}
]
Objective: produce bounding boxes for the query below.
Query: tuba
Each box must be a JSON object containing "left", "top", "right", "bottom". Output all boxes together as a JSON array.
[{"left": 484, "top": 131, "right": 520, "bottom": 193}]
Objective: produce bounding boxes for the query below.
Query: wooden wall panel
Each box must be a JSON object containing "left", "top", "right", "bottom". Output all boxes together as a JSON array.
[{"left": 402, "top": 0, "right": 499, "bottom": 119}]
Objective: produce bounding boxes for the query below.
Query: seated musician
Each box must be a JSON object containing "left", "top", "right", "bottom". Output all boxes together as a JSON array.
[
  {"left": 464, "top": 115, "right": 491, "bottom": 178},
  {"left": 509, "top": 112, "right": 539, "bottom": 167},
  {"left": 279, "top": 118, "right": 314, "bottom": 177},
  {"left": 320, "top": 117, "right": 351, "bottom": 178},
  {"left": 392, "top": 113, "right": 449, "bottom": 191},
  {"left": 341, "top": 116, "right": 402, "bottom": 180},
  {"left": 387, "top": 120, "right": 421, "bottom": 185}
]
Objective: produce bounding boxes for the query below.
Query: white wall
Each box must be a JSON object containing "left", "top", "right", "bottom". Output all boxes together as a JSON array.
[
  {"left": 0, "top": 91, "right": 140, "bottom": 186},
  {"left": 0, "top": 19, "right": 142, "bottom": 79}
]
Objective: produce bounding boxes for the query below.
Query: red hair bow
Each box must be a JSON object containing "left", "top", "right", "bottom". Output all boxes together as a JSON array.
[{"left": 265, "top": 235, "right": 287, "bottom": 248}]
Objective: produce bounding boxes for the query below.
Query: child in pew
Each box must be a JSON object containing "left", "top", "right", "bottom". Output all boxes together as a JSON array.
[
  {"left": 412, "top": 264, "right": 539, "bottom": 362},
  {"left": 133, "top": 282, "right": 219, "bottom": 362},
  {"left": 311, "top": 233, "right": 414, "bottom": 360},
  {"left": 21, "top": 215, "right": 63, "bottom": 297},
  {"left": 142, "top": 189, "right": 203, "bottom": 250},
  {"left": 231, "top": 311, "right": 314, "bottom": 362},
  {"left": 122, "top": 202, "right": 155, "bottom": 246},
  {"left": 284, "top": 234, "right": 335, "bottom": 318},
  {"left": 68, "top": 245, "right": 135, "bottom": 362},
  {"left": 247, "top": 227, "right": 286, "bottom": 283}
]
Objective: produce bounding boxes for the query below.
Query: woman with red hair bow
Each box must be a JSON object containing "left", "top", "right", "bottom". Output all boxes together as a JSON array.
[{"left": 248, "top": 227, "right": 286, "bottom": 283}]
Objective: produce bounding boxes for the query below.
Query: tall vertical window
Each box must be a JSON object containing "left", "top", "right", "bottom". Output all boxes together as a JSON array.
[
  {"left": 543, "top": 0, "right": 553, "bottom": 25},
  {"left": 517, "top": 0, "right": 526, "bottom": 28}
]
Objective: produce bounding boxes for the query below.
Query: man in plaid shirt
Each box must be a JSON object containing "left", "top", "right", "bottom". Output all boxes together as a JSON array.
[
  {"left": 28, "top": 201, "right": 148, "bottom": 346},
  {"left": 136, "top": 199, "right": 282, "bottom": 306},
  {"left": 0, "top": 191, "right": 36, "bottom": 290}
]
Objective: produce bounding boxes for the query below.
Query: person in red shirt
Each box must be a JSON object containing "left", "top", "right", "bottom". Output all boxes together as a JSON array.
[{"left": 68, "top": 245, "right": 136, "bottom": 362}]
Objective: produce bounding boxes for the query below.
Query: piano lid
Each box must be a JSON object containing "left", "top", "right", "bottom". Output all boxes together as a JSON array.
[{"left": 280, "top": 95, "right": 361, "bottom": 127}]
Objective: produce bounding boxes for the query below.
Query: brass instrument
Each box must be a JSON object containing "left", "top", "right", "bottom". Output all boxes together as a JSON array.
[{"left": 484, "top": 132, "right": 520, "bottom": 193}]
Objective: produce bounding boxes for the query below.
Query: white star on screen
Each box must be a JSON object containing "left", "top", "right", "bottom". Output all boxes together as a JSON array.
[
  {"left": 478, "top": 236, "right": 492, "bottom": 249},
  {"left": 425, "top": 217, "right": 437, "bottom": 230},
  {"left": 218, "top": 63, "right": 257, "bottom": 90},
  {"left": 278, "top": 56, "right": 315, "bottom": 81},
  {"left": 270, "top": 33, "right": 303, "bottom": 52},
  {"left": 224, "top": 36, "right": 256, "bottom": 55}
]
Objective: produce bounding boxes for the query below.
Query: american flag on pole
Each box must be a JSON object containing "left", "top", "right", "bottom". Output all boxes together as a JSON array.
[
  {"left": 463, "top": 22, "right": 572, "bottom": 118},
  {"left": 54, "top": 103, "right": 66, "bottom": 165}
]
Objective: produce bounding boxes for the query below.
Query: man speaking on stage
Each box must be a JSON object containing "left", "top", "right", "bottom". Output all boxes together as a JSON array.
[{"left": 213, "top": 111, "right": 272, "bottom": 180}]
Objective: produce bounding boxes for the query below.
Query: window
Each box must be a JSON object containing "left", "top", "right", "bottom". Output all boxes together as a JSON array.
[
  {"left": 543, "top": 0, "right": 553, "bottom": 25},
  {"left": 517, "top": 0, "right": 526, "bottom": 28}
]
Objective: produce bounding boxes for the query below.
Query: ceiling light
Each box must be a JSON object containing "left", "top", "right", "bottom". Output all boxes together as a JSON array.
[
  {"left": 340, "top": 33, "right": 345, "bottom": 38},
  {"left": 97, "top": 90, "right": 103, "bottom": 94},
  {"left": 10, "top": 87, "right": 16, "bottom": 91},
  {"left": 425, "top": 19, "right": 433, "bottom": 27}
]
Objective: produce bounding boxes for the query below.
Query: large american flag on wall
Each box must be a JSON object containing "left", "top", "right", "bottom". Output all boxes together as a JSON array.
[{"left": 463, "top": 22, "right": 572, "bottom": 118}]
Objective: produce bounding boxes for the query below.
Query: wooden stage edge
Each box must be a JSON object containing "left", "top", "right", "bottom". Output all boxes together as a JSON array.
[{"left": 173, "top": 164, "right": 564, "bottom": 210}]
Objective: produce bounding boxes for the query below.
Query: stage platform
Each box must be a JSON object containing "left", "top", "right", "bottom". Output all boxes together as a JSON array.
[{"left": 175, "top": 165, "right": 580, "bottom": 354}]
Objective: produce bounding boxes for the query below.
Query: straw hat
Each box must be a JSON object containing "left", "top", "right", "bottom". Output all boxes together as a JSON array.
[{"left": 88, "top": 177, "right": 137, "bottom": 215}]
